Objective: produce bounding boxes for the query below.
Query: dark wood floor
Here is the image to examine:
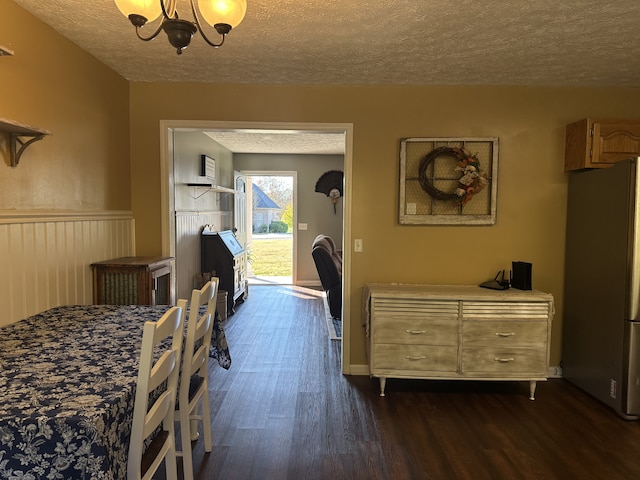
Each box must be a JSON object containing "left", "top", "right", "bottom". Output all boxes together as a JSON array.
[{"left": 182, "top": 285, "right": 640, "bottom": 480}]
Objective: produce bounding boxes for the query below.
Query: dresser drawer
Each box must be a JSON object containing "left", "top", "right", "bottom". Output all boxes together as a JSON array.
[
  {"left": 373, "top": 316, "right": 458, "bottom": 345},
  {"left": 462, "top": 321, "right": 547, "bottom": 348},
  {"left": 373, "top": 344, "right": 458, "bottom": 372},
  {"left": 462, "top": 347, "right": 547, "bottom": 375}
]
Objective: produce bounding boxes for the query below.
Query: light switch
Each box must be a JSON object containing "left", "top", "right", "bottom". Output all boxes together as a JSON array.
[
  {"left": 354, "top": 239, "right": 363, "bottom": 252},
  {"left": 298, "top": 223, "right": 308, "bottom": 230}
]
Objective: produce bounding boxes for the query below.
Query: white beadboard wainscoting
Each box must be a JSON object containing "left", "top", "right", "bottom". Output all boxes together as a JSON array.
[
  {"left": 175, "top": 211, "right": 230, "bottom": 301},
  {"left": 0, "top": 211, "right": 135, "bottom": 327}
]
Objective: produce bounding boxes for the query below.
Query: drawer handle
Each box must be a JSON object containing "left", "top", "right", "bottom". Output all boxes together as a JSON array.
[
  {"left": 494, "top": 357, "right": 515, "bottom": 363},
  {"left": 495, "top": 332, "right": 515, "bottom": 337},
  {"left": 405, "top": 355, "right": 427, "bottom": 361},
  {"left": 405, "top": 329, "right": 427, "bottom": 335}
]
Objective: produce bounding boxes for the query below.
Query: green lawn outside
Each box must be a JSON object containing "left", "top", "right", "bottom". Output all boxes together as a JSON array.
[{"left": 249, "top": 238, "right": 292, "bottom": 276}]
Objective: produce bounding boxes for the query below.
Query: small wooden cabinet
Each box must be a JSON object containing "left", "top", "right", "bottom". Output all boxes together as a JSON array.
[
  {"left": 364, "top": 284, "right": 554, "bottom": 399},
  {"left": 91, "top": 256, "right": 175, "bottom": 306},
  {"left": 565, "top": 118, "right": 640, "bottom": 171},
  {"left": 201, "top": 229, "right": 247, "bottom": 315}
]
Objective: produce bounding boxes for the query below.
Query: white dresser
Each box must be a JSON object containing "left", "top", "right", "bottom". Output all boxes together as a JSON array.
[{"left": 363, "top": 284, "right": 554, "bottom": 399}]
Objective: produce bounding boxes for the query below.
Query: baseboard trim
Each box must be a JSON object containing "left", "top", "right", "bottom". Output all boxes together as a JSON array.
[{"left": 548, "top": 366, "right": 563, "bottom": 378}]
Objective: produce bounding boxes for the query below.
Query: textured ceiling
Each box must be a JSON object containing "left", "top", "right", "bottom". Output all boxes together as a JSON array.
[
  {"left": 10, "top": 0, "right": 640, "bottom": 87},
  {"left": 9, "top": 0, "right": 640, "bottom": 154},
  {"left": 203, "top": 130, "right": 346, "bottom": 154}
]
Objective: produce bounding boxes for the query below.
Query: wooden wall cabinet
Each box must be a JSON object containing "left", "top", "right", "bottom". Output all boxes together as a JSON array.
[
  {"left": 364, "top": 284, "right": 554, "bottom": 399},
  {"left": 91, "top": 256, "right": 175, "bottom": 306},
  {"left": 565, "top": 118, "right": 640, "bottom": 171}
]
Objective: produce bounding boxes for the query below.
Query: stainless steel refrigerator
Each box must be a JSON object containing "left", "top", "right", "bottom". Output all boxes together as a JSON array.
[{"left": 563, "top": 158, "right": 640, "bottom": 419}]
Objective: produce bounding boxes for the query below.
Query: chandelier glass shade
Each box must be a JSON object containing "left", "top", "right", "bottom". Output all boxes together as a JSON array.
[{"left": 113, "top": 0, "right": 247, "bottom": 54}]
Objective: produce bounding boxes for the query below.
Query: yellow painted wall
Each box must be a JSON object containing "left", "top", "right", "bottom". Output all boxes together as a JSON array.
[
  {"left": 0, "top": 1, "right": 130, "bottom": 211},
  {"left": 6, "top": 1, "right": 640, "bottom": 372},
  {"left": 129, "top": 82, "right": 640, "bottom": 368}
]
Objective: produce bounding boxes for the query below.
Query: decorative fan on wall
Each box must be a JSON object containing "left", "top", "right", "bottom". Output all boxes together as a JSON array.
[{"left": 315, "top": 170, "right": 344, "bottom": 214}]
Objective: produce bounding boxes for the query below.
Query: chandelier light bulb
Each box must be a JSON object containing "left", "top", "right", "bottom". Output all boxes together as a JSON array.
[
  {"left": 113, "top": 0, "right": 162, "bottom": 23},
  {"left": 198, "top": 0, "right": 247, "bottom": 29}
]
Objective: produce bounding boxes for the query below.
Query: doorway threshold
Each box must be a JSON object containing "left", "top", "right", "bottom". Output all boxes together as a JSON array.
[{"left": 248, "top": 275, "right": 292, "bottom": 285}]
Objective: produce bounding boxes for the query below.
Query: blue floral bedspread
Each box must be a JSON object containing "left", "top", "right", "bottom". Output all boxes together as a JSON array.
[{"left": 0, "top": 304, "right": 231, "bottom": 479}]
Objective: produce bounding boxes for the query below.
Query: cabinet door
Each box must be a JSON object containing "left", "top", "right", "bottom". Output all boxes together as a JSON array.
[
  {"left": 234, "top": 173, "right": 248, "bottom": 246},
  {"left": 565, "top": 118, "right": 640, "bottom": 171},
  {"left": 150, "top": 265, "right": 173, "bottom": 305},
  {"left": 592, "top": 121, "right": 640, "bottom": 165}
]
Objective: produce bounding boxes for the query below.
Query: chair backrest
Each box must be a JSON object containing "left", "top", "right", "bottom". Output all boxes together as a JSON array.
[
  {"left": 128, "top": 306, "right": 184, "bottom": 480},
  {"left": 313, "top": 234, "right": 342, "bottom": 268},
  {"left": 312, "top": 234, "right": 336, "bottom": 254},
  {"left": 312, "top": 244, "right": 341, "bottom": 291},
  {"left": 177, "top": 278, "right": 219, "bottom": 404}
]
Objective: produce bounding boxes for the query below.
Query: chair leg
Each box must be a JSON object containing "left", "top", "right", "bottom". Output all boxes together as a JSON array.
[
  {"left": 179, "top": 408, "right": 194, "bottom": 480},
  {"left": 165, "top": 437, "right": 179, "bottom": 480},
  {"left": 189, "top": 418, "right": 200, "bottom": 441},
  {"left": 201, "top": 389, "right": 213, "bottom": 452}
]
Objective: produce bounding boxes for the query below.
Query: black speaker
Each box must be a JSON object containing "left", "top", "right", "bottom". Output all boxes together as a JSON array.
[{"left": 511, "top": 261, "right": 532, "bottom": 290}]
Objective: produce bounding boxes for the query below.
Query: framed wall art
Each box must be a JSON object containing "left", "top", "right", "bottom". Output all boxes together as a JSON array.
[
  {"left": 399, "top": 137, "right": 499, "bottom": 225},
  {"left": 201, "top": 154, "right": 216, "bottom": 183}
]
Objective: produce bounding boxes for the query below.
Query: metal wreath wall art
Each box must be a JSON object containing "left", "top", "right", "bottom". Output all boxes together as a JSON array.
[
  {"left": 399, "top": 137, "right": 499, "bottom": 225},
  {"left": 315, "top": 170, "right": 344, "bottom": 214}
]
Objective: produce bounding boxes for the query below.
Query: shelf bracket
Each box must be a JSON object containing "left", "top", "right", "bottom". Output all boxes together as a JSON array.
[
  {"left": 187, "top": 183, "right": 214, "bottom": 200},
  {"left": 192, "top": 187, "right": 212, "bottom": 200},
  {"left": 1, "top": 118, "right": 51, "bottom": 167},
  {"left": 10, "top": 132, "right": 47, "bottom": 167},
  {"left": 186, "top": 182, "right": 237, "bottom": 200}
]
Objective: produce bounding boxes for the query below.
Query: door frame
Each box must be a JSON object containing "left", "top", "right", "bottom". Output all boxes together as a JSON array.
[{"left": 159, "top": 120, "right": 354, "bottom": 374}]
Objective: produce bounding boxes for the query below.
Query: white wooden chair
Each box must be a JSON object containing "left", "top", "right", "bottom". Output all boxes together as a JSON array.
[
  {"left": 127, "top": 306, "right": 184, "bottom": 480},
  {"left": 175, "top": 278, "right": 219, "bottom": 480}
]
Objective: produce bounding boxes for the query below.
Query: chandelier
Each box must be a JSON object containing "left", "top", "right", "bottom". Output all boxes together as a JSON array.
[{"left": 114, "top": 0, "right": 247, "bottom": 54}]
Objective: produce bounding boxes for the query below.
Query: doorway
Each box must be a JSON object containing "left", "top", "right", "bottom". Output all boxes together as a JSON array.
[
  {"left": 160, "top": 120, "right": 353, "bottom": 373},
  {"left": 244, "top": 173, "right": 295, "bottom": 285}
]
